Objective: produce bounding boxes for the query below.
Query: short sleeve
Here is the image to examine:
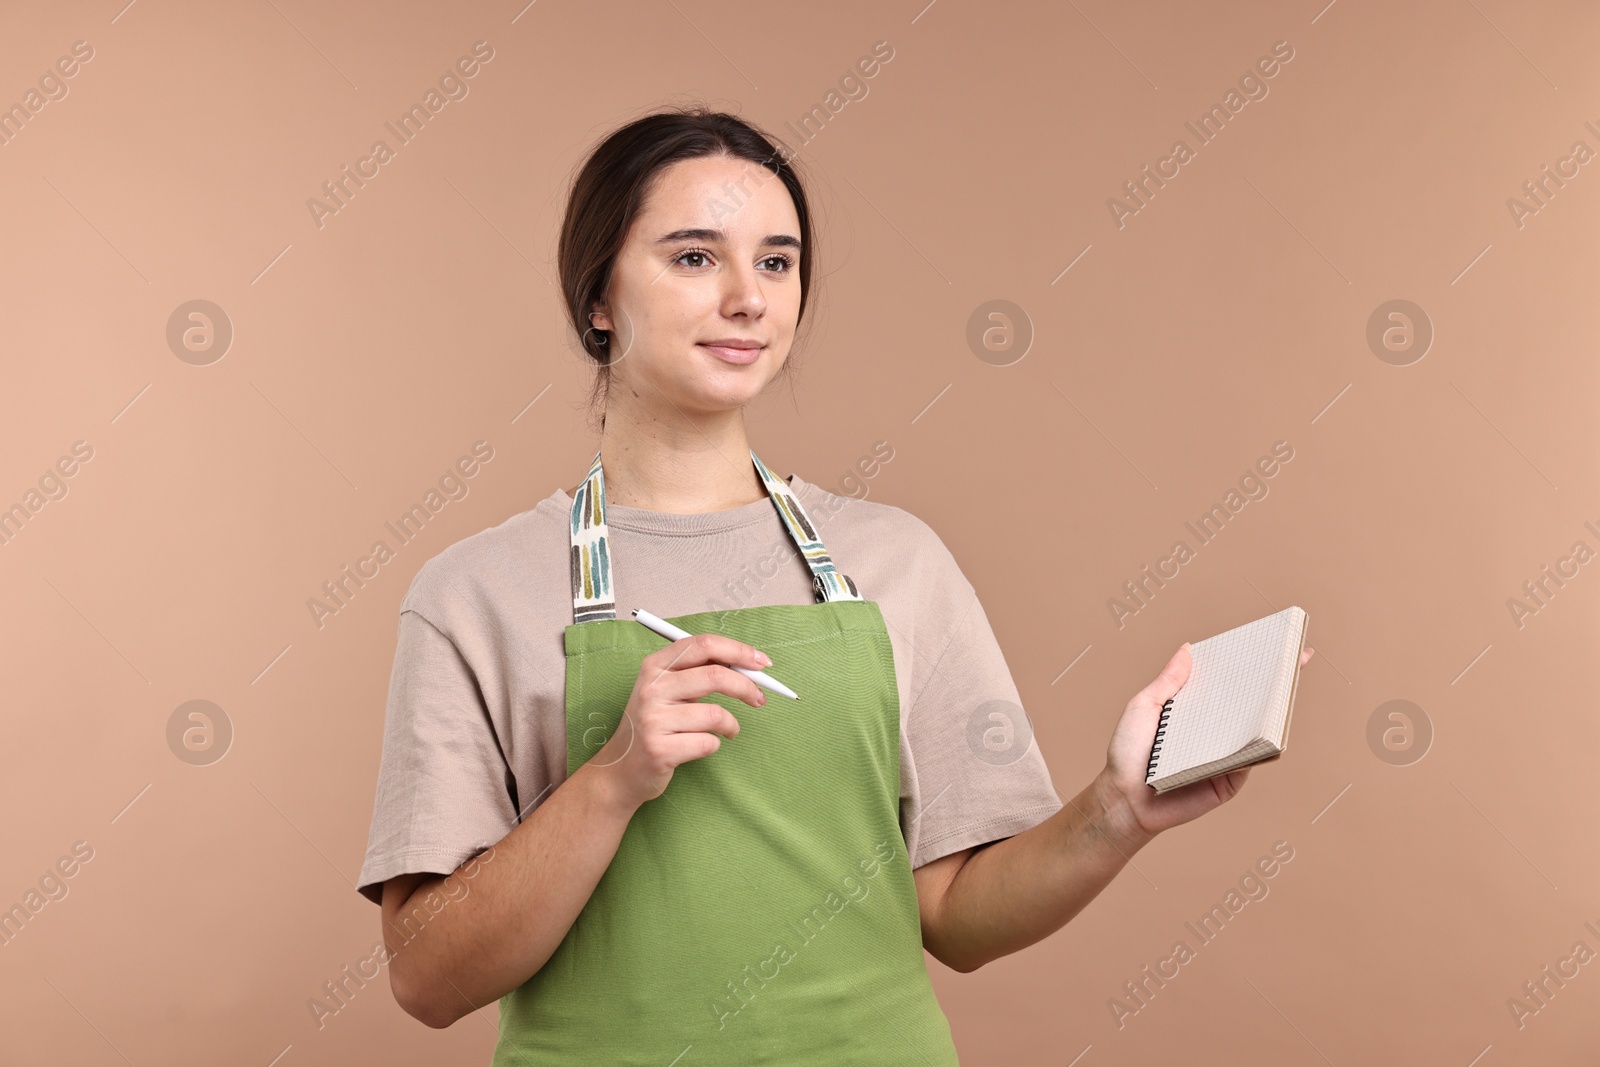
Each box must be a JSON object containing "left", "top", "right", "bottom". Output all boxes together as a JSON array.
[
  {"left": 355, "top": 607, "right": 520, "bottom": 905},
  {"left": 901, "top": 528, "right": 1064, "bottom": 868}
]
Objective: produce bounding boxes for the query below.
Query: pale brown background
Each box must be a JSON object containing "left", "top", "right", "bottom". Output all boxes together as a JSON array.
[{"left": 2, "top": 0, "right": 1597, "bottom": 1063}]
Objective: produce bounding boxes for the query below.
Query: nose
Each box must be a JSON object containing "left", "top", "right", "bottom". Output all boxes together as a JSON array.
[{"left": 720, "top": 260, "right": 767, "bottom": 321}]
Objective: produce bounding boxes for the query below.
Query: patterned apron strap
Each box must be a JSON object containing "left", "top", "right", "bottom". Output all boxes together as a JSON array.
[
  {"left": 568, "top": 450, "right": 613, "bottom": 624},
  {"left": 749, "top": 451, "right": 863, "bottom": 606},
  {"left": 569, "top": 448, "right": 861, "bottom": 623}
]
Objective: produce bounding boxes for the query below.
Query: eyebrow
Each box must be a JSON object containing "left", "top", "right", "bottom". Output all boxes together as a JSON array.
[{"left": 654, "top": 227, "right": 801, "bottom": 250}]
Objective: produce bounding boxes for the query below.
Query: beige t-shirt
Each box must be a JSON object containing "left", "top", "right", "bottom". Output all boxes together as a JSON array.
[{"left": 356, "top": 472, "right": 1064, "bottom": 905}]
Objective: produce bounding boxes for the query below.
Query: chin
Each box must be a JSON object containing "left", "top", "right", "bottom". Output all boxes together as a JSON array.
[{"left": 678, "top": 383, "right": 769, "bottom": 413}]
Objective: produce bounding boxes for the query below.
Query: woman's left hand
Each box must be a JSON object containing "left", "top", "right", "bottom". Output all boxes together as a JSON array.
[{"left": 1096, "top": 642, "right": 1316, "bottom": 849}]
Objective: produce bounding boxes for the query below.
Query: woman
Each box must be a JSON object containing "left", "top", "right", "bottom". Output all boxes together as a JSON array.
[{"left": 357, "top": 107, "right": 1312, "bottom": 1064}]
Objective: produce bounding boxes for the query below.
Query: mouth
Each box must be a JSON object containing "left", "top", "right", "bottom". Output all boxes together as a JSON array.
[{"left": 697, "top": 341, "right": 765, "bottom": 365}]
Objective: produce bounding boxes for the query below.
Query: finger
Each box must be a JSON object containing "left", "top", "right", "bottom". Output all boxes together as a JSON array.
[
  {"left": 657, "top": 662, "right": 768, "bottom": 709},
  {"left": 660, "top": 701, "right": 741, "bottom": 739},
  {"left": 691, "top": 702, "right": 743, "bottom": 739},
  {"left": 651, "top": 730, "right": 725, "bottom": 767},
  {"left": 1300, "top": 646, "right": 1316, "bottom": 666},
  {"left": 641, "top": 634, "right": 765, "bottom": 696},
  {"left": 648, "top": 632, "right": 771, "bottom": 674},
  {"left": 1130, "top": 643, "right": 1193, "bottom": 708}
]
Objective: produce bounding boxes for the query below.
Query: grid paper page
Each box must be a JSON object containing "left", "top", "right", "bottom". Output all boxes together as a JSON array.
[{"left": 1150, "top": 607, "right": 1305, "bottom": 779}]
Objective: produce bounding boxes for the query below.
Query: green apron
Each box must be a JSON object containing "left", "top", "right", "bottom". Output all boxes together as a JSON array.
[{"left": 492, "top": 450, "right": 961, "bottom": 1066}]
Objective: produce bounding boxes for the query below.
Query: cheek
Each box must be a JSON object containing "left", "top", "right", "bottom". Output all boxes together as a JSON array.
[
  {"left": 652, "top": 301, "right": 708, "bottom": 349},
  {"left": 771, "top": 281, "right": 803, "bottom": 331},
  {"left": 648, "top": 281, "right": 718, "bottom": 331},
  {"left": 621, "top": 305, "right": 700, "bottom": 376}
]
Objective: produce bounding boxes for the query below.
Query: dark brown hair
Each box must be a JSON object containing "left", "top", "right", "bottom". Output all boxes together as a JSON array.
[{"left": 557, "top": 106, "right": 817, "bottom": 421}]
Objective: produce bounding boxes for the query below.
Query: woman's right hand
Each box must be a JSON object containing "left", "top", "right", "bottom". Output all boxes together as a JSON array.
[{"left": 589, "top": 632, "right": 772, "bottom": 812}]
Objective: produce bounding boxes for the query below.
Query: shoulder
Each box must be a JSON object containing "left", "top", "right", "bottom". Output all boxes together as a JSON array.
[
  {"left": 791, "top": 474, "right": 971, "bottom": 591},
  {"left": 793, "top": 473, "right": 935, "bottom": 541},
  {"left": 400, "top": 489, "right": 571, "bottom": 625}
]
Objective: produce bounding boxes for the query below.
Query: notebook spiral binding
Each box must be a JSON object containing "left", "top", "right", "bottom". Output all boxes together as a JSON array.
[{"left": 1144, "top": 698, "right": 1175, "bottom": 783}]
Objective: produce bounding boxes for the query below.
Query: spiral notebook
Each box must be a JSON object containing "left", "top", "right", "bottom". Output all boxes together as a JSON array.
[{"left": 1144, "top": 606, "right": 1309, "bottom": 795}]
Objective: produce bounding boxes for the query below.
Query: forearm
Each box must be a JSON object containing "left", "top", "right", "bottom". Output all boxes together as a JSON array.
[
  {"left": 386, "top": 760, "right": 636, "bottom": 1027},
  {"left": 924, "top": 768, "right": 1153, "bottom": 972}
]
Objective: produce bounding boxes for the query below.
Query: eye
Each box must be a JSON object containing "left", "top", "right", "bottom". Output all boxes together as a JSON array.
[{"left": 671, "top": 248, "right": 795, "bottom": 273}]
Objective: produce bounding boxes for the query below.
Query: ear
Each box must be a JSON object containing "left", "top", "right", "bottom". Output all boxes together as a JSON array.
[{"left": 588, "top": 304, "right": 612, "bottom": 333}]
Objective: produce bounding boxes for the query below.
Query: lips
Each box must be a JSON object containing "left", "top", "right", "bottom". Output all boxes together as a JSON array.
[{"left": 697, "top": 341, "right": 764, "bottom": 365}]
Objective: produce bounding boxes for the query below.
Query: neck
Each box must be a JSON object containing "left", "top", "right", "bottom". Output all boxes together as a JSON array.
[{"left": 588, "top": 393, "right": 767, "bottom": 514}]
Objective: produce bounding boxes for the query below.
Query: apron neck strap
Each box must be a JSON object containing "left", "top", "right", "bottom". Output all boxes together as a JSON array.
[{"left": 569, "top": 448, "right": 861, "bottom": 623}]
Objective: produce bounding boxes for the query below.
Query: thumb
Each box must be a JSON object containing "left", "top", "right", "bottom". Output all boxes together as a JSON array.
[{"left": 1134, "top": 642, "right": 1192, "bottom": 707}]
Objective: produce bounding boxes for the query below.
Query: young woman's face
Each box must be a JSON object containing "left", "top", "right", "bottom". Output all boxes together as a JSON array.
[{"left": 592, "top": 153, "right": 803, "bottom": 418}]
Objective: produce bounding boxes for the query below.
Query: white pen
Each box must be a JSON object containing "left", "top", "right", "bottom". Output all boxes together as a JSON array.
[{"left": 630, "top": 608, "right": 800, "bottom": 701}]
